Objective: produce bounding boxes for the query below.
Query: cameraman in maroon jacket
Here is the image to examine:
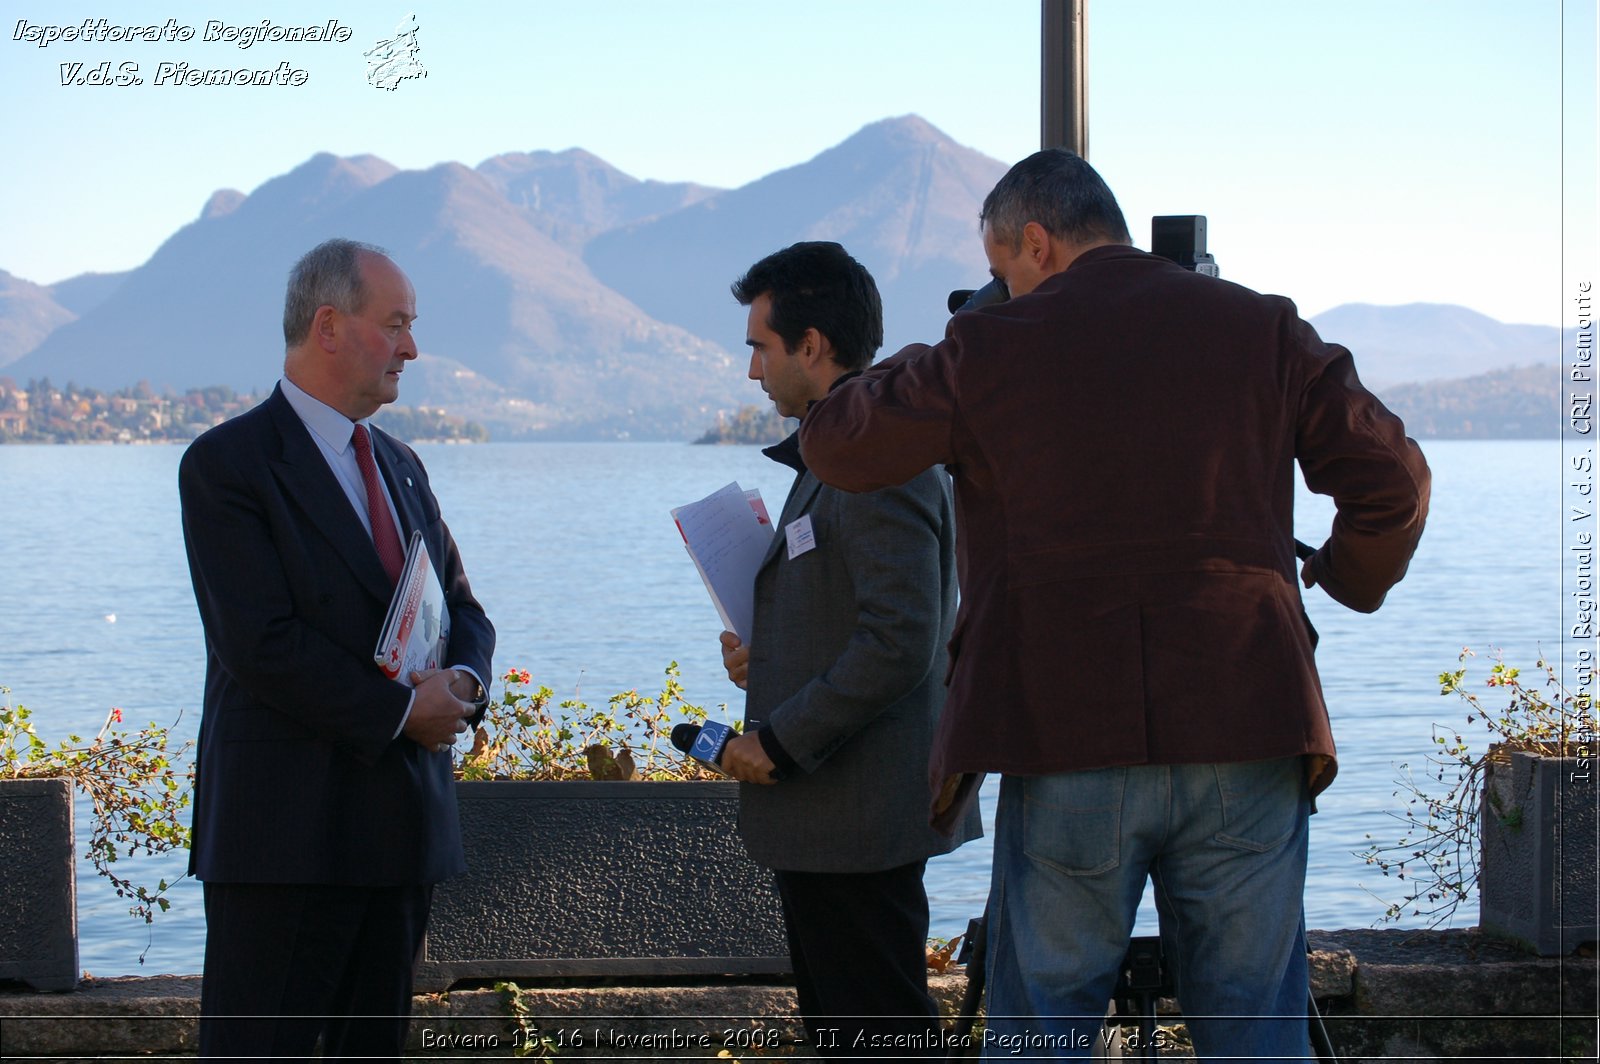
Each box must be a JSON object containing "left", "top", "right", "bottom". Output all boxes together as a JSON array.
[{"left": 800, "top": 149, "right": 1429, "bottom": 1061}]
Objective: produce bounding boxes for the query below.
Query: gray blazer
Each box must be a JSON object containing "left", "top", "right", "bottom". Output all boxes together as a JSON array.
[{"left": 739, "top": 444, "right": 981, "bottom": 873}]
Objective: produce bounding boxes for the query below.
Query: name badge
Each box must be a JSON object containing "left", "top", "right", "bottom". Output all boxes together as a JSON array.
[{"left": 785, "top": 514, "right": 817, "bottom": 560}]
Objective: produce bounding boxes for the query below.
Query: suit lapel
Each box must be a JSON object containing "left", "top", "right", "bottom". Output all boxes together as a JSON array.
[
  {"left": 263, "top": 389, "right": 395, "bottom": 604},
  {"left": 759, "top": 471, "right": 823, "bottom": 573}
]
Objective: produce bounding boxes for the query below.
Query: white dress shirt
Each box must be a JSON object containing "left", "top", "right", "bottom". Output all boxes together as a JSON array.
[{"left": 279, "top": 377, "right": 485, "bottom": 741}]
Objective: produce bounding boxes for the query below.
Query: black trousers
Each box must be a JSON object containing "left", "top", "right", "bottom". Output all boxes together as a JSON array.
[
  {"left": 198, "top": 881, "right": 432, "bottom": 1063},
  {"left": 772, "top": 860, "right": 943, "bottom": 1061}
]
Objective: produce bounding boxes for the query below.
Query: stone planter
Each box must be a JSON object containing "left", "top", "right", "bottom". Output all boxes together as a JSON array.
[
  {"left": 0, "top": 778, "right": 78, "bottom": 991},
  {"left": 415, "top": 780, "right": 789, "bottom": 991},
  {"left": 1479, "top": 749, "right": 1599, "bottom": 955}
]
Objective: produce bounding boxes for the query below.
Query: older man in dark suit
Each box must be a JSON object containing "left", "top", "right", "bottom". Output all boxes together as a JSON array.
[
  {"left": 179, "top": 238, "right": 494, "bottom": 1061},
  {"left": 716, "top": 242, "right": 980, "bottom": 1059},
  {"left": 800, "top": 151, "right": 1430, "bottom": 1060}
]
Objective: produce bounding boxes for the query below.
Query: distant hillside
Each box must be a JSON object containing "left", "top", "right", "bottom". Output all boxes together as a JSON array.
[
  {"left": 1309, "top": 303, "right": 1564, "bottom": 388},
  {"left": 6, "top": 152, "right": 738, "bottom": 440},
  {"left": 0, "top": 271, "right": 74, "bottom": 368},
  {"left": 8, "top": 153, "right": 398, "bottom": 392},
  {"left": 1377, "top": 364, "right": 1561, "bottom": 438},
  {"left": 45, "top": 271, "right": 128, "bottom": 317},
  {"left": 476, "top": 147, "right": 721, "bottom": 249},
  {"left": 586, "top": 114, "right": 1006, "bottom": 354}
]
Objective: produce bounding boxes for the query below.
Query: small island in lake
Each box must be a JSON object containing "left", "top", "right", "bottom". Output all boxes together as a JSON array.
[{"left": 693, "top": 405, "right": 795, "bottom": 445}]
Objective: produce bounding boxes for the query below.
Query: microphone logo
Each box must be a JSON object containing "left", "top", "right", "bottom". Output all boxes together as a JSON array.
[{"left": 670, "top": 720, "right": 734, "bottom": 775}]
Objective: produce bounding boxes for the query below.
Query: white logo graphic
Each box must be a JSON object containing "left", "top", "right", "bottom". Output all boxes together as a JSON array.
[{"left": 364, "top": 13, "right": 425, "bottom": 91}]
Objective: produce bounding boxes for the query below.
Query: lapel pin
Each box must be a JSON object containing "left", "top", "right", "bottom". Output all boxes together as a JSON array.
[{"left": 406, "top": 477, "right": 413, "bottom": 488}]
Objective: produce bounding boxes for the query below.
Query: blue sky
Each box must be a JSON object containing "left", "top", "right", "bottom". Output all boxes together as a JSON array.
[{"left": 1, "top": 0, "right": 1593, "bottom": 326}]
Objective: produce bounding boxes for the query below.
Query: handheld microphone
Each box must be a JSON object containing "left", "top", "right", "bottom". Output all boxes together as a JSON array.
[{"left": 669, "top": 720, "right": 734, "bottom": 776}]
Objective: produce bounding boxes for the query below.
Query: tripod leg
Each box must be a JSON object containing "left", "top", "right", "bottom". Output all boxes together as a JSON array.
[
  {"left": 947, "top": 912, "right": 989, "bottom": 1061},
  {"left": 1308, "top": 992, "right": 1339, "bottom": 1063},
  {"left": 1139, "top": 993, "right": 1158, "bottom": 1062}
]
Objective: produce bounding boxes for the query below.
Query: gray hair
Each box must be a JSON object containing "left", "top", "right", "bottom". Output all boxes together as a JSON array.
[
  {"left": 282, "top": 238, "right": 389, "bottom": 347},
  {"left": 979, "top": 148, "right": 1131, "bottom": 249}
]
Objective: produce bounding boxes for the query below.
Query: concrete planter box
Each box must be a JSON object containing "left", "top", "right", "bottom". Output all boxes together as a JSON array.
[
  {"left": 415, "top": 780, "right": 788, "bottom": 991},
  {"left": 1480, "top": 750, "right": 1599, "bottom": 955},
  {"left": 0, "top": 778, "right": 78, "bottom": 991}
]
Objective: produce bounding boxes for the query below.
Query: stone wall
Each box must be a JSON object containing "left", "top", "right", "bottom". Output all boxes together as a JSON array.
[{"left": 1, "top": 929, "right": 1594, "bottom": 1061}]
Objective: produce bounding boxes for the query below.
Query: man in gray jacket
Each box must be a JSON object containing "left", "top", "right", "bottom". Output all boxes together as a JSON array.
[{"left": 716, "top": 241, "right": 980, "bottom": 1058}]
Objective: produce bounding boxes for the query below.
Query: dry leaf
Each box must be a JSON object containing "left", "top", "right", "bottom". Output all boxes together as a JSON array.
[
  {"left": 615, "top": 748, "right": 638, "bottom": 780},
  {"left": 584, "top": 744, "right": 621, "bottom": 780},
  {"left": 926, "top": 933, "right": 963, "bottom": 972}
]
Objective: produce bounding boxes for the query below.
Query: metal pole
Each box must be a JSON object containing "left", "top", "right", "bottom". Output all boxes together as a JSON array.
[{"left": 1040, "top": 0, "right": 1087, "bottom": 157}]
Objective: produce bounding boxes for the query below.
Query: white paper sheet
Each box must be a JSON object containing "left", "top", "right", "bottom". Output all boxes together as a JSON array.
[{"left": 671, "top": 481, "right": 774, "bottom": 642}]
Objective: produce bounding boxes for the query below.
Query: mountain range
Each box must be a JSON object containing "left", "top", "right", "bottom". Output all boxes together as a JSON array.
[{"left": 0, "top": 115, "right": 1568, "bottom": 439}]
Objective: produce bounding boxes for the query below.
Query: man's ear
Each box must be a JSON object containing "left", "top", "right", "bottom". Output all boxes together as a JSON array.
[
  {"left": 797, "top": 326, "right": 830, "bottom": 368},
  {"left": 311, "top": 304, "right": 340, "bottom": 353},
  {"left": 1021, "top": 221, "right": 1051, "bottom": 266}
]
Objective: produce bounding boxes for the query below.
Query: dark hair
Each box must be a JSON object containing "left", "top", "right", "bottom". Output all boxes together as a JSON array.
[
  {"left": 730, "top": 241, "right": 883, "bottom": 372},
  {"left": 282, "top": 238, "right": 389, "bottom": 347},
  {"left": 979, "top": 148, "right": 1131, "bottom": 249}
]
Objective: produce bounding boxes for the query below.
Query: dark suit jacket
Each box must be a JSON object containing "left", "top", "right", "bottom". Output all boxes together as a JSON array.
[
  {"left": 800, "top": 245, "right": 1430, "bottom": 798},
  {"left": 738, "top": 437, "right": 980, "bottom": 871},
  {"left": 179, "top": 385, "right": 493, "bottom": 885}
]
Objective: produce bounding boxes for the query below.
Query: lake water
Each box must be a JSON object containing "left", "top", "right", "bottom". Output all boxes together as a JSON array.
[{"left": 0, "top": 438, "right": 1572, "bottom": 977}]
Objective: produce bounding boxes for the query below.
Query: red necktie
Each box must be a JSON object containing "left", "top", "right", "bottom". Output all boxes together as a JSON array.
[{"left": 351, "top": 424, "right": 406, "bottom": 585}]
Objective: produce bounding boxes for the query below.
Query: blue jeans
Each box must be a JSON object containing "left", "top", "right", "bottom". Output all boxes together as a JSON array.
[{"left": 981, "top": 759, "right": 1313, "bottom": 1062}]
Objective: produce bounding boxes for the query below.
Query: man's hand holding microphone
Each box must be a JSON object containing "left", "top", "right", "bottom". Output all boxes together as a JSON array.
[{"left": 682, "top": 631, "right": 776, "bottom": 785}]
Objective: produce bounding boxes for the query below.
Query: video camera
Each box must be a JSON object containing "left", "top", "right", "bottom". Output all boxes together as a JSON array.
[{"left": 946, "top": 214, "right": 1217, "bottom": 314}]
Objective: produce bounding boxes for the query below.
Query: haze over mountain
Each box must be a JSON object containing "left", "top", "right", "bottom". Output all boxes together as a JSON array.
[
  {"left": 475, "top": 147, "right": 721, "bottom": 249},
  {"left": 1306, "top": 303, "right": 1565, "bottom": 388},
  {"left": 1376, "top": 364, "right": 1557, "bottom": 438},
  {"left": 7, "top": 151, "right": 736, "bottom": 437},
  {"left": 0, "top": 271, "right": 74, "bottom": 369},
  {"left": 45, "top": 270, "right": 131, "bottom": 318},
  {"left": 1, "top": 115, "right": 1567, "bottom": 439},
  {"left": 585, "top": 114, "right": 1005, "bottom": 353}
]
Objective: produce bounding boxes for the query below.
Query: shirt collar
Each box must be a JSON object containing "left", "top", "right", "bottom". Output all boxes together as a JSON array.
[
  {"left": 280, "top": 377, "right": 370, "bottom": 453},
  {"left": 765, "top": 372, "right": 864, "bottom": 474},
  {"left": 762, "top": 428, "right": 806, "bottom": 474}
]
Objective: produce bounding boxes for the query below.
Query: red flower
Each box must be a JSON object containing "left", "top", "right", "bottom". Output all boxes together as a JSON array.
[{"left": 110, "top": 707, "right": 123, "bottom": 724}]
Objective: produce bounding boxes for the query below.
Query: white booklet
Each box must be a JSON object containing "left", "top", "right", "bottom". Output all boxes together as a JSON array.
[
  {"left": 671, "top": 482, "right": 774, "bottom": 643},
  {"left": 373, "top": 529, "right": 451, "bottom": 686}
]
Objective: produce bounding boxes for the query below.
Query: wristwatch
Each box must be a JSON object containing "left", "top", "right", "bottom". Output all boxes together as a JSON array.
[{"left": 458, "top": 669, "right": 489, "bottom": 709}]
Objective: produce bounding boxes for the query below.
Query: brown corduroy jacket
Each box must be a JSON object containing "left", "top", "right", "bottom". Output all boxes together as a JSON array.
[{"left": 799, "top": 244, "right": 1430, "bottom": 811}]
